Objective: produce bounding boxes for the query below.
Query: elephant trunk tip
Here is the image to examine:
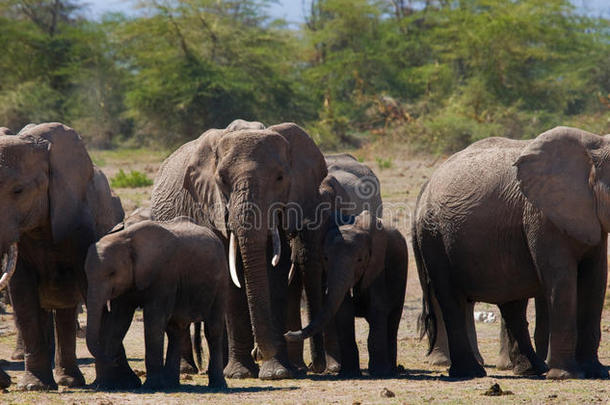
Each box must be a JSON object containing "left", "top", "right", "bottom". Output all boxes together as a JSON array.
[{"left": 284, "top": 330, "right": 306, "bottom": 342}]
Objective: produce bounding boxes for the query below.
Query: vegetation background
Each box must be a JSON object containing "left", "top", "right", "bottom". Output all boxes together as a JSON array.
[{"left": 1, "top": 0, "right": 608, "bottom": 154}]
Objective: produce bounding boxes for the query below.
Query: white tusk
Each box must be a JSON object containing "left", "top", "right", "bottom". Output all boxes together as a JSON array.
[
  {"left": 0, "top": 243, "right": 18, "bottom": 291},
  {"left": 288, "top": 262, "right": 296, "bottom": 284},
  {"left": 106, "top": 300, "right": 111, "bottom": 312},
  {"left": 271, "top": 226, "right": 281, "bottom": 267},
  {"left": 229, "top": 232, "right": 241, "bottom": 288},
  {"left": 349, "top": 288, "right": 354, "bottom": 298}
]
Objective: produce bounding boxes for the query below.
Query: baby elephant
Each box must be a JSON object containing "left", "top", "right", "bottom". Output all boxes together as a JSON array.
[
  {"left": 285, "top": 211, "right": 408, "bottom": 377},
  {"left": 85, "top": 218, "right": 228, "bottom": 390}
]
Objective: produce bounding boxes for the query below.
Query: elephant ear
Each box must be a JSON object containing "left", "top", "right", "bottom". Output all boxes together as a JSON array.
[
  {"left": 183, "top": 129, "right": 229, "bottom": 238},
  {"left": 268, "top": 123, "right": 328, "bottom": 216},
  {"left": 354, "top": 210, "right": 386, "bottom": 290},
  {"left": 131, "top": 224, "right": 169, "bottom": 290},
  {"left": 514, "top": 126, "right": 601, "bottom": 246},
  {"left": 21, "top": 123, "right": 95, "bottom": 243}
]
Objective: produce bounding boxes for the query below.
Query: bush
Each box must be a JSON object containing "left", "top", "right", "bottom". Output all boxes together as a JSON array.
[{"left": 110, "top": 169, "right": 153, "bottom": 188}]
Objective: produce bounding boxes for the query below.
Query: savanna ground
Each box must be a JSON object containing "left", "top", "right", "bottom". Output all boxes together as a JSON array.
[{"left": 0, "top": 141, "right": 609, "bottom": 404}]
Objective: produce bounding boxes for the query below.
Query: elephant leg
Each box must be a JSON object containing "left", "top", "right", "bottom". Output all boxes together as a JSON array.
[
  {"left": 162, "top": 322, "right": 183, "bottom": 389},
  {"left": 94, "top": 303, "right": 140, "bottom": 390},
  {"left": 142, "top": 306, "right": 169, "bottom": 390},
  {"left": 498, "top": 300, "right": 547, "bottom": 376},
  {"left": 335, "top": 297, "right": 360, "bottom": 378},
  {"left": 205, "top": 297, "right": 227, "bottom": 389},
  {"left": 285, "top": 269, "right": 306, "bottom": 372},
  {"left": 53, "top": 307, "right": 85, "bottom": 387},
  {"left": 302, "top": 260, "right": 328, "bottom": 374},
  {"left": 224, "top": 283, "right": 259, "bottom": 379},
  {"left": 387, "top": 305, "right": 403, "bottom": 373},
  {"left": 10, "top": 264, "right": 57, "bottom": 390},
  {"left": 464, "top": 302, "right": 483, "bottom": 366},
  {"left": 575, "top": 247, "right": 608, "bottom": 379},
  {"left": 497, "top": 316, "right": 515, "bottom": 370},
  {"left": 193, "top": 322, "right": 204, "bottom": 373},
  {"left": 534, "top": 294, "right": 549, "bottom": 361},
  {"left": 366, "top": 308, "right": 390, "bottom": 377},
  {"left": 179, "top": 323, "right": 198, "bottom": 374},
  {"left": 11, "top": 318, "right": 25, "bottom": 361},
  {"left": 323, "top": 324, "right": 341, "bottom": 373},
  {"left": 426, "top": 293, "right": 451, "bottom": 367}
]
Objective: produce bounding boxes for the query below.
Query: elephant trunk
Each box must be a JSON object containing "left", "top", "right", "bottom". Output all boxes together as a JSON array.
[
  {"left": 301, "top": 256, "right": 326, "bottom": 366},
  {"left": 285, "top": 262, "right": 353, "bottom": 342},
  {"left": 230, "top": 189, "right": 279, "bottom": 360},
  {"left": 86, "top": 290, "right": 108, "bottom": 358}
]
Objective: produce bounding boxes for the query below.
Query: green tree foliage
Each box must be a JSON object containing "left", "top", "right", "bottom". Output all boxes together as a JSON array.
[{"left": 0, "top": 0, "right": 607, "bottom": 151}]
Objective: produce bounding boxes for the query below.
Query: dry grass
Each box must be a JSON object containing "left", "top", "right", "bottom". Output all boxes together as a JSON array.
[{"left": 0, "top": 144, "right": 608, "bottom": 404}]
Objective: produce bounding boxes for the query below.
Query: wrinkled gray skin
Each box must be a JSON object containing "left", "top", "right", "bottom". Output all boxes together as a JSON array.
[
  {"left": 86, "top": 219, "right": 228, "bottom": 391},
  {"left": 287, "top": 153, "right": 383, "bottom": 373},
  {"left": 0, "top": 123, "right": 123, "bottom": 390},
  {"left": 151, "top": 120, "right": 328, "bottom": 380},
  {"left": 286, "top": 211, "right": 407, "bottom": 377},
  {"left": 413, "top": 126, "right": 609, "bottom": 379}
]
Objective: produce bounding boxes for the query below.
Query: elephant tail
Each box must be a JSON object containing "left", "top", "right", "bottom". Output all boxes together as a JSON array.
[{"left": 412, "top": 182, "right": 437, "bottom": 355}]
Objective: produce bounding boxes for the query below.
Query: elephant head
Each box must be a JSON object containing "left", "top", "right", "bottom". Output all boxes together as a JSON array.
[
  {"left": 515, "top": 126, "right": 610, "bottom": 246},
  {"left": 0, "top": 123, "right": 95, "bottom": 291},
  {"left": 182, "top": 123, "right": 327, "bottom": 360},
  {"left": 85, "top": 222, "right": 170, "bottom": 357},
  {"left": 226, "top": 119, "right": 265, "bottom": 132},
  {"left": 285, "top": 210, "right": 387, "bottom": 342}
]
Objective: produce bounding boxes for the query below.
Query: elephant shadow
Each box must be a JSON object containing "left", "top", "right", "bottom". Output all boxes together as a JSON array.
[{"left": 88, "top": 385, "right": 295, "bottom": 394}]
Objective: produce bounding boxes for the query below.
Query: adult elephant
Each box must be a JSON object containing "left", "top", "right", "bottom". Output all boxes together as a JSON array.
[
  {"left": 0, "top": 123, "right": 124, "bottom": 390},
  {"left": 151, "top": 121, "right": 327, "bottom": 379},
  {"left": 287, "top": 153, "right": 383, "bottom": 373},
  {"left": 413, "top": 127, "right": 609, "bottom": 379}
]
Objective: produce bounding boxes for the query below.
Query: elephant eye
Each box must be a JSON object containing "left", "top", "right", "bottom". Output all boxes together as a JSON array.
[
  {"left": 13, "top": 185, "right": 24, "bottom": 195},
  {"left": 324, "top": 256, "right": 328, "bottom": 262},
  {"left": 276, "top": 174, "right": 284, "bottom": 182},
  {"left": 357, "top": 257, "right": 362, "bottom": 262}
]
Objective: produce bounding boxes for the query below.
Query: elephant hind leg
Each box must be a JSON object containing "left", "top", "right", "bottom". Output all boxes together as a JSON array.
[
  {"left": 179, "top": 323, "right": 198, "bottom": 374},
  {"left": 498, "top": 300, "right": 547, "bottom": 376},
  {"left": 162, "top": 322, "right": 183, "bottom": 389}
]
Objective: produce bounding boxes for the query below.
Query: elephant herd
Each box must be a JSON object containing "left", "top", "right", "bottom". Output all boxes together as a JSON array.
[{"left": 0, "top": 121, "right": 607, "bottom": 392}]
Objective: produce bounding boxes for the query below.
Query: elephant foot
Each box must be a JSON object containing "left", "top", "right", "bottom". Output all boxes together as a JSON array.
[
  {"left": 259, "top": 357, "right": 295, "bottom": 380},
  {"left": 427, "top": 348, "right": 451, "bottom": 367},
  {"left": 512, "top": 355, "right": 547, "bottom": 376},
  {"left": 224, "top": 357, "right": 259, "bottom": 379},
  {"left": 142, "top": 376, "right": 171, "bottom": 392},
  {"left": 0, "top": 368, "right": 11, "bottom": 389},
  {"left": 54, "top": 366, "right": 86, "bottom": 387},
  {"left": 369, "top": 367, "right": 394, "bottom": 378},
  {"left": 208, "top": 374, "right": 228, "bottom": 389},
  {"left": 325, "top": 354, "right": 341, "bottom": 374},
  {"left": 448, "top": 361, "right": 486, "bottom": 379},
  {"left": 579, "top": 361, "right": 608, "bottom": 379},
  {"left": 17, "top": 370, "right": 57, "bottom": 391},
  {"left": 93, "top": 365, "right": 142, "bottom": 391},
  {"left": 11, "top": 348, "right": 24, "bottom": 361},
  {"left": 496, "top": 353, "right": 514, "bottom": 370},
  {"left": 546, "top": 367, "right": 584, "bottom": 380},
  {"left": 180, "top": 359, "right": 198, "bottom": 374}
]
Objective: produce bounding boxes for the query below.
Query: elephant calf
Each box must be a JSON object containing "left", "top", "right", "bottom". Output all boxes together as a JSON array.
[
  {"left": 285, "top": 211, "right": 407, "bottom": 377},
  {"left": 85, "top": 218, "right": 228, "bottom": 390}
]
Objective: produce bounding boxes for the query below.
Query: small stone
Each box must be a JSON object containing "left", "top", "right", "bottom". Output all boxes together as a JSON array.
[
  {"left": 381, "top": 388, "right": 395, "bottom": 398},
  {"left": 353, "top": 402, "right": 362, "bottom": 405},
  {"left": 181, "top": 374, "right": 193, "bottom": 381}
]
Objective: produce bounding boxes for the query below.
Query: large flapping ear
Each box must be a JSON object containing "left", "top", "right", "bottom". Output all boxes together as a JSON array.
[
  {"left": 515, "top": 126, "right": 601, "bottom": 246},
  {"left": 20, "top": 123, "right": 95, "bottom": 243},
  {"left": 88, "top": 167, "right": 125, "bottom": 239},
  {"left": 130, "top": 224, "right": 170, "bottom": 291},
  {"left": 353, "top": 210, "right": 386, "bottom": 290},
  {"left": 182, "top": 129, "right": 229, "bottom": 237},
  {"left": 268, "top": 123, "right": 328, "bottom": 216}
]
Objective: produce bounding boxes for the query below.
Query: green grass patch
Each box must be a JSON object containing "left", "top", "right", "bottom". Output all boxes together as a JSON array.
[
  {"left": 110, "top": 169, "right": 153, "bottom": 188},
  {"left": 375, "top": 157, "right": 393, "bottom": 170}
]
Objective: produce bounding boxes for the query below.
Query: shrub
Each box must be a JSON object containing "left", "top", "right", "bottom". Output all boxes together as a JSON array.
[{"left": 110, "top": 169, "right": 153, "bottom": 188}]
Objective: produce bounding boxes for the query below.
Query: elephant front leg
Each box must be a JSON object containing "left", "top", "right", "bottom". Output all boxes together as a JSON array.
[
  {"left": 205, "top": 298, "right": 228, "bottom": 389},
  {"left": 366, "top": 309, "right": 391, "bottom": 377},
  {"left": 162, "top": 322, "right": 184, "bottom": 389},
  {"left": 575, "top": 244, "right": 608, "bottom": 379},
  {"left": 224, "top": 284, "right": 259, "bottom": 379},
  {"left": 54, "top": 307, "right": 85, "bottom": 387},
  {"left": 142, "top": 307, "right": 169, "bottom": 391},
  {"left": 335, "top": 297, "right": 360, "bottom": 378},
  {"left": 9, "top": 266, "right": 57, "bottom": 390}
]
